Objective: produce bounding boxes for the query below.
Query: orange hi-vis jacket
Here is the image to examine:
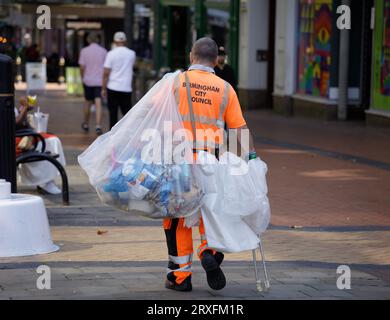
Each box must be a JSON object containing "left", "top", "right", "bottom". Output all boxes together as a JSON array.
[{"left": 173, "top": 68, "right": 246, "bottom": 150}]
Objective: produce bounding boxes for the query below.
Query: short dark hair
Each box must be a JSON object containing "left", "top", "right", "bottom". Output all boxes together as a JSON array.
[
  {"left": 87, "top": 32, "right": 98, "bottom": 44},
  {"left": 192, "top": 38, "right": 218, "bottom": 63}
]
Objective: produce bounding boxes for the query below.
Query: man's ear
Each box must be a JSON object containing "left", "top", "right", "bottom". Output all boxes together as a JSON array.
[
  {"left": 212, "top": 57, "right": 218, "bottom": 67},
  {"left": 189, "top": 52, "right": 194, "bottom": 64}
]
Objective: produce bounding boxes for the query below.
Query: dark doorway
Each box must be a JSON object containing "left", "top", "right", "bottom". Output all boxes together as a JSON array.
[
  {"left": 266, "top": 0, "right": 276, "bottom": 109},
  {"left": 170, "top": 6, "right": 190, "bottom": 70},
  {"left": 360, "top": 0, "right": 374, "bottom": 111}
]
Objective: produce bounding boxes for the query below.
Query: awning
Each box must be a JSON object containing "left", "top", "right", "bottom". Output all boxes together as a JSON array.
[{"left": 20, "top": 3, "right": 124, "bottom": 19}]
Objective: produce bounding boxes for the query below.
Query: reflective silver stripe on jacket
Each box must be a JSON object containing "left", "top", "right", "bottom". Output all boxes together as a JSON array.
[
  {"left": 166, "top": 264, "right": 192, "bottom": 274},
  {"left": 174, "top": 73, "right": 230, "bottom": 129},
  {"left": 173, "top": 71, "right": 230, "bottom": 147},
  {"left": 179, "top": 84, "right": 230, "bottom": 130},
  {"left": 216, "top": 81, "right": 230, "bottom": 129},
  {"left": 169, "top": 254, "right": 193, "bottom": 265},
  {"left": 200, "top": 234, "right": 207, "bottom": 242},
  {"left": 180, "top": 113, "right": 217, "bottom": 126}
]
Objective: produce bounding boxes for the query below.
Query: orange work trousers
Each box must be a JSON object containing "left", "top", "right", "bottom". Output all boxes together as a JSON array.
[{"left": 163, "top": 216, "right": 215, "bottom": 285}]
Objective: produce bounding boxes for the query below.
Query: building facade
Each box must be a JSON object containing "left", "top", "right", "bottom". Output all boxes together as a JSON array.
[
  {"left": 366, "top": 0, "right": 390, "bottom": 125},
  {"left": 0, "top": 0, "right": 124, "bottom": 82},
  {"left": 125, "top": 0, "right": 275, "bottom": 110},
  {"left": 125, "top": 1, "right": 239, "bottom": 76},
  {"left": 238, "top": 0, "right": 275, "bottom": 110},
  {"left": 272, "top": 0, "right": 390, "bottom": 125},
  {"left": 2, "top": 0, "right": 390, "bottom": 126}
]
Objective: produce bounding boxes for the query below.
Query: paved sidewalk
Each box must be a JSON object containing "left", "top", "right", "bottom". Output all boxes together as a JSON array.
[
  {"left": 1, "top": 210, "right": 390, "bottom": 299},
  {"left": 1, "top": 90, "right": 389, "bottom": 299}
]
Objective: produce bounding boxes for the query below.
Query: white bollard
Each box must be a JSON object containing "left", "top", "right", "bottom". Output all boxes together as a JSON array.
[
  {"left": 0, "top": 180, "right": 59, "bottom": 257},
  {"left": 0, "top": 179, "right": 11, "bottom": 200}
]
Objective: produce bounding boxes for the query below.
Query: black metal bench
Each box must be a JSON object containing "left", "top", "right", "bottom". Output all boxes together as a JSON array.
[{"left": 15, "top": 128, "right": 69, "bottom": 205}]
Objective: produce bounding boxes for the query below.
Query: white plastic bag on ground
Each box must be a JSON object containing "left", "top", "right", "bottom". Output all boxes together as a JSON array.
[{"left": 78, "top": 71, "right": 204, "bottom": 219}]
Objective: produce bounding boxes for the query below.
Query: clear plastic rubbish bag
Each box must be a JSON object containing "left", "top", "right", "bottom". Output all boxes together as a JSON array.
[{"left": 78, "top": 71, "right": 204, "bottom": 219}]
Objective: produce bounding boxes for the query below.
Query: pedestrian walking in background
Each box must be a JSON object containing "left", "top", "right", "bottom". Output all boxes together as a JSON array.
[
  {"left": 214, "top": 46, "right": 237, "bottom": 92},
  {"left": 78, "top": 32, "right": 107, "bottom": 136},
  {"left": 102, "top": 31, "right": 136, "bottom": 129}
]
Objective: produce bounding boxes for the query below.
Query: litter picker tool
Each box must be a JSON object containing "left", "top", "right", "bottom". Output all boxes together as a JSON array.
[{"left": 252, "top": 235, "right": 270, "bottom": 292}]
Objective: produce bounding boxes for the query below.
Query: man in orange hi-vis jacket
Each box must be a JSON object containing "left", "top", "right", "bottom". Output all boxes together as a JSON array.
[{"left": 164, "top": 38, "right": 257, "bottom": 292}]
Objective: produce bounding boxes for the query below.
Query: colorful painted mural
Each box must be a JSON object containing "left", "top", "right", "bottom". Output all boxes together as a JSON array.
[
  {"left": 373, "top": 0, "right": 390, "bottom": 111},
  {"left": 381, "top": 0, "right": 390, "bottom": 96},
  {"left": 297, "top": 0, "right": 332, "bottom": 97}
]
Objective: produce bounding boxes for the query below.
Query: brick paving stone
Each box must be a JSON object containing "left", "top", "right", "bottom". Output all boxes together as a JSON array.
[
  {"left": 1, "top": 262, "right": 389, "bottom": 299},
  {"left": 246, "top": 110, "right": 390, "bottom": 164},
  {"left": 1, "top": 227, "right": 390, "bottom": 266}
]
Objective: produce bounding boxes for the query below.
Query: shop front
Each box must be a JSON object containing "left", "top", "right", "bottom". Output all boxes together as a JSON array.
[
  {"left": 296, "top": 0, "right": 333, "bottom": 99},
  {"left": 129, "top": 0, "right": 239, "bottom": 77},
  {"left": 367, "top": 0, "right": 390, "bottom": 125},
  {"left": 2, "top": 1, "right": 124, "bottom": 84},
  {"left": 274, "top": 0, "right": 371, "bottom": 120}
]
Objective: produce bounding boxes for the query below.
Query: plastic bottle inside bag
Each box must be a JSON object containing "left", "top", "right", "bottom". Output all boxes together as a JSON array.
[
  {"left": 180, "top": 163, "right": 191, "bottom": 192},
  {"left": 159, "top": 177, "right": 172, "bottom": 209}
]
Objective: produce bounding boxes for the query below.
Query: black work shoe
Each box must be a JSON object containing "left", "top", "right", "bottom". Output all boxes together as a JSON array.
[
  {"left": 214, "top": 252, "right": 224, "bottom": 266},
  {"left": 165, "top": 276, "right": 192, "bottom": 292},
  {"left": 201, "top": 251, "right": 226, "bottom": 291},
  {"left": 81, "top": 122, "right": 89, "bottom": 133},
  {"left": 96, "top": 127, "right": 103, "bottom": 136}
]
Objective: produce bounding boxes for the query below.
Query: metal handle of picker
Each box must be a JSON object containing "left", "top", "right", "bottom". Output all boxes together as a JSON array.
[{"left": 252, "top": 235, "right": 270, "bottom": 292}]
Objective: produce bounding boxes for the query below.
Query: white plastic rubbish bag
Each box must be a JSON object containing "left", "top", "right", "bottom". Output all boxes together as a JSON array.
[
  {"left": 192, "top": 150, "right": 219, "bottom": 194},
  {"left": 184, "top": 150, "right": 219, "bottom": 228},
  {"left": 201, "top": 193, "right": 261, "bottom": 253},
  {"left": 195, "top": 151, "right": 271, "bottom": 253},
  {"left": 242, "top": 158, "right": 271, "bottom": 235},
  {"left": 78, "top": 71, "right": 204, "bottom": 219},
  {"left": 217, "top": 152, "right": 264, "bottom": 217}
]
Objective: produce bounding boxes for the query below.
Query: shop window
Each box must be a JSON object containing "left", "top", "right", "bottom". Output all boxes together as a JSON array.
[
  {"left": 372, "top": 0, "right": 390, "bottom": 111},
  {"left": 133, "top": 4, "right": 154, "bottom": 61},
  {"left": 207, "top": 8, "right": 230, "bottom": 55},
  {"left": 297, "top": 0, "right": 333, "bottom": 98},
  {"left": 380, "top": 0, "right": 390, "bottom": 96}
]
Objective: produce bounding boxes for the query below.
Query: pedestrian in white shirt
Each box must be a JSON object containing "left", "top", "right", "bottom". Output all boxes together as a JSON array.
[{"left": 102, "top": 31, "right": 136, "bottom": 129}]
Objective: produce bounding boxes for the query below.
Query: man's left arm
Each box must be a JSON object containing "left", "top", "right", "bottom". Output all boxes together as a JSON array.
[
  {"left": 102, "top": 67, "right": 111, "bottom": 99},
  {"left": 224, "top": 89, "right": 256, "bottom": 157},
  {"left": 78, "top": 50, "right": 85, "bottom": 80},
  {"left": 234, "top": 125, "right": 257, "bottom": 160},
  {"left": 79, "top": 65, "right": 85, "bottom": 81}
]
